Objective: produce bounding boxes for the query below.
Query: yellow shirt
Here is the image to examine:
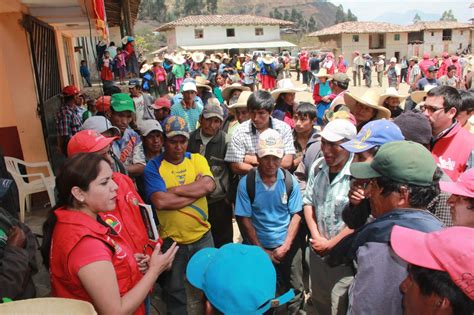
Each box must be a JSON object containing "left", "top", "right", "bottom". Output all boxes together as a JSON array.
[{"left": 144, "top": 153, "right": 214, "bottom": 244}]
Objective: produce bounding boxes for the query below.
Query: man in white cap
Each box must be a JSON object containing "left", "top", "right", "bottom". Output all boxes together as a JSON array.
[
  {"left": 170, "top": 80, "right": 203, "bottom": 132},
  {"left": 302, "top": 118, "right": 357, "bottom": 315},
  {"left": 235, "top": 129, "right": 305, "bottom": 314},
  {"left": 384, "top": 57, "right": 400, "bottom": 90}
]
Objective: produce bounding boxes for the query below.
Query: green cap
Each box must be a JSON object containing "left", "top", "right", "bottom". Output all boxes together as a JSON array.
[
  {"left": 111, "top": 93, "right": 135, "bottom": 113},
  {"left": 350, "top": 141, "right": 437, "bottom": 186}
]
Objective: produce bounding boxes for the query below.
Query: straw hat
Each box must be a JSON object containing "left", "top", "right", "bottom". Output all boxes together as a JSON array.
[
  {"left": 271, "top": 79, "right": 306, "bottom": 100},
  {"left": 195, "top": 76, "right": 212, "bottom": 91},
  {"left": 164, "top": 53, "right": 172, "bottom": 60},
  {"left": 315, "top": 68, "right": 332, "bottom": 79},
  {"left": 192, "top": 51, "right": 206, "bottom": 63},
  {"left": 173, "top": 54, "right": 186, "bottom": 65},
  {"left": 139, "top": 63, "right": 152, "bottom": 73},
  {"left": 222, "top": 53, "right": 230, "bottom": 60},
  {"left": 411, "top": 84, "right": 437, "bottom": 104},
  {"left": 0, "top": 298, "right": 97, "bottom": 314},
  {"left": 378, "top": 87, "right": 408, "bottom": 106},
  {"left": 210, "top": 56, "right": 221, "bottom": 64},
  {"left": 153, "top": 57, "right": 164, "bottom": 64},
  {"left": 262, "top": 54, "right": 274, "bottom": 65},
  {"left": 222, "top": 83, "right": 251, "bottom": 102},
  {"left": 228, "top": 91, "right": 253, "bottom": 110},
  {"left": 344, "top": 89, "right": 391, "bottom": 120},
  {"left": 378, "top": 55, "right": 385, "bottom": 59}
]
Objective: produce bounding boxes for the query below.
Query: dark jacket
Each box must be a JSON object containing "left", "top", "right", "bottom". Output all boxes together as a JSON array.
[
  {"left": 187, "top": 129, "right": 231, "bottom": 204},
  {"left": 0, "top": 207, "right": 38, "bottom": 301}
]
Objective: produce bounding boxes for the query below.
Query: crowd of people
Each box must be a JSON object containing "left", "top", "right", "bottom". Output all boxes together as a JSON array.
[{"left": 1, "top": 45, "right": 474, "bottom": 315}]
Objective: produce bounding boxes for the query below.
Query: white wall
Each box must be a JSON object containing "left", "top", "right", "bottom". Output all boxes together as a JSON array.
[
  {"left": 340, "top": 33, "right": 369, "bottom": 62},
  {"left": 173, "top": 25, "right": 280, "bottom": 47},
  {"left": 422, "top": 29, "right": 471, "bottom": 56}
]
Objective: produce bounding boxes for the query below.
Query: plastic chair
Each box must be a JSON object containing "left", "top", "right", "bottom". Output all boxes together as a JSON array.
[
  {"left": 4, "top": 156, "right": 56, "bottom": 222},
  {"left": 0, "top": 297, "right": 97, "bottom": 314}
]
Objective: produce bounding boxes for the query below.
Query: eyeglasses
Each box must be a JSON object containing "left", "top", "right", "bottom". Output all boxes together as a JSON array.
[{"left": 420, "top": 104, "right": 444, "bottom": 113}]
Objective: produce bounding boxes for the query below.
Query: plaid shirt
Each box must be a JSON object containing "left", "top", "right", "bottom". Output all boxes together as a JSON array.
[
  {"left": 427, "top": 192, "right": 452, "bottom": 227},
  {"left": 225, "top": 117, "right": 295, "bottom": 163},
  {"left": 170, "top": 101, "right": 203, "bottom": 132},
  {"left": 56, "top": 104, "right": 82, "bottom": 138}
]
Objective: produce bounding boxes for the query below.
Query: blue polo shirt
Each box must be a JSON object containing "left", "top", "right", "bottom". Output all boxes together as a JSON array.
[{"left": 235, "top": 169, "right": 303, "bottom": 248}]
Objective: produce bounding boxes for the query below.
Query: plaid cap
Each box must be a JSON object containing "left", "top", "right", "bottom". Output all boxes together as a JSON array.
[{"left": 164, "top": 116, "right": 189, "bottom": 139}]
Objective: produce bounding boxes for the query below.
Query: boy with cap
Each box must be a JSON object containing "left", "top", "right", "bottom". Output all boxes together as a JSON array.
[
  {"left": 152, "top": 97, "right": 171, "bottom": 126},
  {"left": 392, "top": 226, "right": 474, "bottom": 314},
  {"left": 416, "top": 66, "right": 441, "bottom": 90},
  {"left": 235, "top": 129, "right": 305, "bottom": 314},
  {"left": 129, "top": 80, "right": 155, "bottom": 128},
  {"left": 329, "top": 141, "right": 444, "bottom": 315},
  {"left": 384, "top": 57, "right": 400, "bottom": 90},
  {"left": 187, "top": 101, "right": 233, "bottom": 248},
  {"left": 170, "top": 80, "right": 204, "bottom": 132},
  {"left": 186, "top": 243, "right": 295, "bottom": 314},
  {"left": 302, "top": 118, "right": 357, "bottom": 315},
  {"left": 109, "top": 93, "right": 146, "bottom": 177},
  {"left": 144, "top": 116, "right": 216, "bottom": 314},
  {"left": 56, "top": 85, "right": 83, "bottom": 155}
]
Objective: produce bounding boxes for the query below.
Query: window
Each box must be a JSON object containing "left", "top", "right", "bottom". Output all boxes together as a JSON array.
[
  {"left": 461, "top": 31, "right": 464, "bottom": 36},
  {"left": 431, "top": 45, "right": 434, "bottom": 52},
  {"left": 226, "top": 28, "right": 235, "bottom": 37},
  {"left": 352, "top": 35, "right": 359, "bottom": 42},
  {"left": 255, "top": 28, "right": 264, "bottom": 36},
  {"left": 194, "top": 29, "right": 203, "bottom": 39},
  {"left": 431, "top": 32, "right": 434, "bottom": 36},
  {"left": 460, "top": 43, "right": 463, "bottom": 49},
  {"left": 442, "top": 29, "right": 452, "bottom": 41},
  {"left": 394, "top": 34, "right": 400, "bottom": 41}
]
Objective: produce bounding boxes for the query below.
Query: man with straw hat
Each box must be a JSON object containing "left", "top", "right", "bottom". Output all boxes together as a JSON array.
[
  {"left": 344, "top": 89, "right": 391, "bottom": 130},
  {"left": 313, "top": 68, "right": 334, "bottom": 125},
  {"left": 363, "top": 54, "right": 373, "bottom": 88},
  {"left": 223, "top": 90, "right": 252, "bottom": 142},
  {"left": 221, "top": 83, "right": 251, "bottom": 105},
  {"left": 190, "top": 51, "right": 205, "bottom": 78},
  {"left": 271, "top": 79, "right": 306, "bottom": 128},
  {"left": 407, "top": 56, "right": 422, "bottom": 92},
  {"left": 242, "top": 54, "right": 257, "bottom": 91},
  {"left": 378, "top": 87, "right": 407, "bottom": 118},
  {"left": 172, "top": 54, "right": 186, "bottom": 91},
  {"left": 194, "top": 76, "right": 214, "bottom": 106},
  {"left": 376, "top": 55, "right": 385, "bottom": 87}
]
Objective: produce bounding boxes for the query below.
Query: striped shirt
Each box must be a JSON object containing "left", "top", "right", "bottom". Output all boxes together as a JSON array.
[
  {"left": 303, "top": 155, "right": 353, "bottom": 239},
  {"left": 225, "top": 117, "right": 296, "bottom": 163}
]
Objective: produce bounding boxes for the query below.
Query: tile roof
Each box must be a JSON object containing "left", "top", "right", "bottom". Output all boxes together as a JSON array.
[
  {"left": 155, "top": 15, "right": 294, "bottom": 32},
  {"left": 309, "top": 21, "right": 473, "bottom": 37}
]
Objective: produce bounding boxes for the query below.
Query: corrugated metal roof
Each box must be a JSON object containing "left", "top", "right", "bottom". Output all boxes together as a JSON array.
[{"left": 156, "top": 15, "right": 294, "bottom": 32}]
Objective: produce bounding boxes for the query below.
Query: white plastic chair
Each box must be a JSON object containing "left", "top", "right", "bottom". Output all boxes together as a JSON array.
[{"left": 4, "top": 156, "right": 56, "bottom": 222}]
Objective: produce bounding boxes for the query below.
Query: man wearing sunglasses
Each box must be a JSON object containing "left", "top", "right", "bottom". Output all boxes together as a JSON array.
[{"left": 422, "top": 86, "right": 474, "bottom": 181}]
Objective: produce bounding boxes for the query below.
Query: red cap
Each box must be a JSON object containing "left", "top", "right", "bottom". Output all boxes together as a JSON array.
[
  {"left": 62, "top": 85, "right": 80, "bottom": 96},
  {"left": 442, "top": 52, "right": 449, "bottom": 58},
  {"left": 423, "top": 52, "right": 430, "bottom": 59},
  {"left": 440, "top": 168, "right": 474, "bottom": 198},
  {"left": 452, "top": 55, "right": 459, "bottom": 61},
  {"left": 391, "top": 225, "right": 474, "bottom": 300},
  {"left": 96, "top": 95, "right": 111, "bottom": 112},
  {"left": 152, "top": 97, "right": 171, "bottom": 110},
  {"left": 67, "top": 130, "right": 116, "bottom": 156}
]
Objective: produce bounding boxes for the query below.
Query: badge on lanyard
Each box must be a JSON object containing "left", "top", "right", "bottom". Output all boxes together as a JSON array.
[{"left": 281, "top": 192, "right": 288, "bottom": 205}]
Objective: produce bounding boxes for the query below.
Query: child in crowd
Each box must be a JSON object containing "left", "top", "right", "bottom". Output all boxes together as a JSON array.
[
  {"left": 100, "top": 51, "right": 113, "bottom": 82},
  {"left": 114, "top": 47, "right": 127, "bottom": 85},
  {"left": 79, "top": 60, "right": 92, "bottom": 87}
]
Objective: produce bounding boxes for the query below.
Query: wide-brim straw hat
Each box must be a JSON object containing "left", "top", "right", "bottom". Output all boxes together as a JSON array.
[
  {"left": 222, "top": 53, "right": 230, "bottom": 60},
  {"left": 0, "top": 297, "right": 97, "bottom": 314},
  {"left": 378, "top": 87, "right": 408, "bottom": 106},
  {"left": 228, "top": 91, "right": 253, "bottom": 110},
  {"left": 210, "top": 56, "right": 221, "bottom": 64},
  {"left": 315, "top": 68, "right": 333, "bottom": 79},
  {"left": 140, "top": 63, "right": 152, "bottom": 73},
  {"left": 378, "top": 55, "right": 385, "bottom": 59},
  {"left": 195, "top": 76, "right": 212, "bottom": 91},
  {"left": 411, "top": 84, "right": 437, "bottom": 104},
  {"left": 271, "top": 79, "right": 306, "bottom": 100},
  {"left": 222, "top": 83, "right": 251, "bottom": 102},
  {"left": 344, "top": 89, "right": 391, "bottom": 120},
  {"left": 153, "top": 57, "right": 164, "bottom": 64},
  {"left": 262, "top": 54, "right": 274, "bottom": 65},
  {"left": 192, "top": 51, "right": 206, "bottom": 63},
  {"left": 173, "top": 54, "right": 186, "bottom": 65}
]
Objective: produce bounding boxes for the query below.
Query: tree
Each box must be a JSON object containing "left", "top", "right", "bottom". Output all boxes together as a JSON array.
[
  {"left": 290, "top": 8, "right": 298, "bottom": 22},
  {"left": 183, "top": 0, "right": 204, "bottom": 15},
  {"left": 283, "top": 9, "right": 290, "bottom": 21},
  {"left": 440, "top": 9, "right": 457, "bottom": 21},
  {"left": 347, "top": 9, "right": 357, "bottom": 22},
  {"left": 335, "top": 4, "right": 346, "bottom": 24},
  {"left": 272, "top": 8, "right": 283, "bottom": 20},
  {"left": 413, "top": 13, "right": 421, "bottom": 23},
  {"left": 206, "top": 0, "right": 218, "bottom": 14}
]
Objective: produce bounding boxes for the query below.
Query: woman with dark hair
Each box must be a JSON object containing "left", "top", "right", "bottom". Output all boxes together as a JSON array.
[
  {"left": 271, "top": 79, "right": 304, "bottom": 128},
  {"left": 41, "top": 153, "right": 178, "bottom": 315}
]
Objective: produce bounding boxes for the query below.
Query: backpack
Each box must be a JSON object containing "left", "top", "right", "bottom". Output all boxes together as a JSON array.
[
  {"left": 264, "top": 64, "right": 277, "bottom": 78},
  {"left": 246, "top": 168, "right": 293, "bottom": 204}
]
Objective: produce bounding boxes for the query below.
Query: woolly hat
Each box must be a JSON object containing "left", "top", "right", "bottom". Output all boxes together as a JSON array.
[{"left": 393, "top": 111, "right": 432, "bottom": 146}]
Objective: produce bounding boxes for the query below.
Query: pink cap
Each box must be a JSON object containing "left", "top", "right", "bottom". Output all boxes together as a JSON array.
[
  {"left": 440, "top": 168, "right": 474, "bottom": 198},
  {"left": 391, "top": 225, "right": 474, "bottom": 300},
  {"left": 423, "top": 52, "right": 430, "bottom": 59},
  {"left": 152, "top": 97, "right": 171, "bottom": 110},
  {"left": 67, "top": 130, "right": 117, "bottom": 156}
]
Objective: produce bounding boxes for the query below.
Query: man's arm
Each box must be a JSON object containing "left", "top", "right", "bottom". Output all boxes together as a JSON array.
[
  {"left": 168, "top": 176, "right": 215, "bottom": 199},
  {"left": 273, "top": 212, "right": 301, "bottom": 262},
  {"left": 150, "top": 191, "right": 198, "bottom": 210},
  {"left": 126, "top": 164, "right": 145, "bottom": 177},
  {"left": 280, "top": 154, "right": 294, "bottom": 170},
  {"left": 236, "top": 216, "right": 262, "bottom": 247},
  {"left": 230, "top": 162, "right": 253, "bottom": 175}
]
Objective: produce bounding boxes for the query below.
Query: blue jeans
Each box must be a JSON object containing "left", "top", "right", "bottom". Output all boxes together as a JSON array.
[{"left": 158, "top": 231, "right": 214, "bottom": 315}]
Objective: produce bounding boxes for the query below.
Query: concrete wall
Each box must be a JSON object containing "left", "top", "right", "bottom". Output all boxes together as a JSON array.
[
  {"left": 422, "top": 29, "right": 471, "bottom": 56},
  {"left": 174, "top": 25, "right": 281, "bottom": 47},
  {"left": 0, "top": 11, "right": 48, "bottom": 162}
]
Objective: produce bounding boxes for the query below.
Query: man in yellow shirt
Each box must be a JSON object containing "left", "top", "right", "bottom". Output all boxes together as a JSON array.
[{"left": 144, "top": 115, "right": 216, "bottom": 314}]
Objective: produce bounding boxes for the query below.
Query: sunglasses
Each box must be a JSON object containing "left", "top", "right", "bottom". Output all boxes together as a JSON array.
[{"left": 420, "top": 104, "right": 444, "bottom": 113}]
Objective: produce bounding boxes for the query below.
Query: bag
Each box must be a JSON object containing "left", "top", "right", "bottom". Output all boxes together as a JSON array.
[
  {"left": 265, "top": 64, "right": 277, "bottom": 78},
  {"left": 246, "top": 168, "right": 293, "bottom": 204}
]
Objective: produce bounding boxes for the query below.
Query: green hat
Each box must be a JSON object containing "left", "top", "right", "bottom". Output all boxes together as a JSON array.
[
  {"left": 350, "top": 141, "right": 437, "bottom": 186},
  {"left": 111, "top": 93, "right": 135, "bottom": 113}
]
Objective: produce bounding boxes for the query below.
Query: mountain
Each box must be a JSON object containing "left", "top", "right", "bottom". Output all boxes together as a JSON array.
[{"left": 373, "top": 10, "right": 439, "bottom": 25}]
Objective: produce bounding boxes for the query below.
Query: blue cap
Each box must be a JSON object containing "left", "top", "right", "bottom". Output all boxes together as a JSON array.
[
  {"left": 164, "top": 116, "right": 189, "bottom": 139},
  {"left": 341, "top": 120, "right": 404, "bottom": 153},
  {"left": 186, "top": 244, "right": 294, "bottom": 315}
]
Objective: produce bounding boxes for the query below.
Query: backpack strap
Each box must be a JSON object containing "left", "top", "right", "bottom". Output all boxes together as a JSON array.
[{"left": 246, "top": 168, "right": 293, "bottom": 204}]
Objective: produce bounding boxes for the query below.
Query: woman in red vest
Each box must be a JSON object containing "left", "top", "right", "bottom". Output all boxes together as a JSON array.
[{"left": 41, "top": 153, "right": 178, "bottom": 315}]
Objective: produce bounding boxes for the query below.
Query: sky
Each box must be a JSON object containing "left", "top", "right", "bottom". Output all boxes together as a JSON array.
[{"left": 332, "top": 0, "right": 472, "bottom": 24}]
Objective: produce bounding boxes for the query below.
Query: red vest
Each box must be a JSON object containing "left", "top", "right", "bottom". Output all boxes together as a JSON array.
[
  {"left": 432, "top": 123, "right": 474, "bottom": 181},
  {"left": 99, "top": 172, "right": 160, "bottom": 256},
  {"left": 50, "top": 209, "right": 145, "bottom": 315}
]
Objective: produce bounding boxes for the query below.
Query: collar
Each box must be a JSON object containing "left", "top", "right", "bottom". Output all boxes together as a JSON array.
[
  {"left": 321, "top": 154, "right": 354, "bottom": 182},
  {"left": 181, "top": 100, "right": 196, "bottom": 109},
  {"left": 433, "top": 121, "right": 457, "bottom": 141},
  {"left": 54, "top": 208, "right": 111, "bottom": 235},
  {"left": 249, "top": 117, "right": 274, "bottom": 135}
]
